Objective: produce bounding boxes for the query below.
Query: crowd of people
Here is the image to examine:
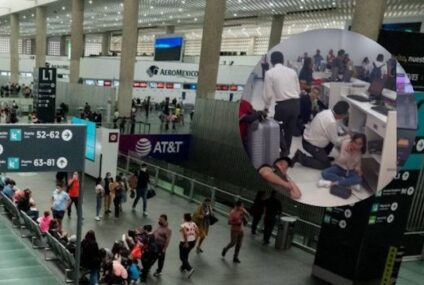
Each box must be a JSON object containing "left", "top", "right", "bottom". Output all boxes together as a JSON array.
[
  {"left": 0, "top": 82, "right": 32, "bottom": 98},
  {"left": 0, "top": 163, "right": 287, "bottom": 284}
]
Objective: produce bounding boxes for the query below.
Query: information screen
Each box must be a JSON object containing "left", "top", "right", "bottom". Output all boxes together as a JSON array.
[
  {"left": 154, "top": 36, "right": 184, "bottom": 61},
  {"left": 71, "top": 117, "right": 96, "bottom": 161}
]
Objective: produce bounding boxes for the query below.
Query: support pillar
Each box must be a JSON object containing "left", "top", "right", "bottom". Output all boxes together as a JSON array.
[
  {"left": 60, "top": 36, "right": 68, "bottom": 57},
  {"left": 351, "top": 0, "right": 387, "bottom": 41},
  {"left": 101, "top": 32, "right": 110, "bottom": 56},
  {"left": 197, "top": 0, "right": 226, "bottom": 99},
  {"left": 70, "top": 0, "right": 84, "bottom": 83},
  {"left": 10, "top": 13, "right": 19, "bottom": 83},
  {"left": 117, "top": 0, "right": 140, "bottom": 117},
  {"left": 268, "top": 15, "right": 284, "bottom": 50},
  {"left": 165, "top": 25, "right": 175, "bottom": 34},
  {"left": 35, "top": 6, "right": 47, "bottom": 67}
]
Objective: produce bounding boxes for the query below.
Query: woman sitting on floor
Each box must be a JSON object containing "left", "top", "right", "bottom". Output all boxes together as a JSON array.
[{"left": 318, "top": 133, "right": 366, "bottom": 191}]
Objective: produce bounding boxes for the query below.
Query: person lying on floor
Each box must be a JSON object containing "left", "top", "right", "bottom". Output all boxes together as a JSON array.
[
  {"left": 258, "top": 157, "right": 302, "bottom": 199},
  {"left": 318, "top": 133, "right": 366, "bottom": 191},
  {"left": 292, "top": 101, "right": 350, "bottom": 170}
]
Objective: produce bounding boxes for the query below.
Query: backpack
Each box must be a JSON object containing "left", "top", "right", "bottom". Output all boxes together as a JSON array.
[
  {"left": 369, "top": 62, "right": 383, "bottom": 81},
  {"left": 141, "top": 234, "right": 159, "bottom": 260}
]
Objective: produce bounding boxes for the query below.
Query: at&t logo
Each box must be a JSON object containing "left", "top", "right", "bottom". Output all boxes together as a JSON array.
[{"left": 135, "top": 138, "right": 184, "bottom": 157}]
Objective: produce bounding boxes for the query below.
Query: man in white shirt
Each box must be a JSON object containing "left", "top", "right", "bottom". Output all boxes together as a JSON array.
[
  {"left": 293, "top": 101, "right": 350, "bottom": 169},
  {"left": 263, "top": 51, "right": 301, "bottom": 156}
]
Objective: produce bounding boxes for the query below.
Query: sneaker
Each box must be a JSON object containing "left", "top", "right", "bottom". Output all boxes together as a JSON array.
[
  {"left": 221, "top": 248, "right": 226, "bottom": 258},
  {"left": 153, "top": 271, "right": 162, "bottom": 277},
  {"left": 352, "top": 184, "right": 361, "bottom": 192},
  {"left": 143, "top": 211, "right": 148, "bottom": 216},
  {"left": 186, "top": 269, "right": 195, "bottom": 279},
  {"left": 317, "top": 179, "right": 332, "bottom": 188},
  {"left": 233, "top": 258, "right": 241, "bottom": 263},
  {"left": 196, "top": 247, "right": 203, "bottom": 253},
  {"left": 95, "top": 216, "right": 101, "bottom": 221}
]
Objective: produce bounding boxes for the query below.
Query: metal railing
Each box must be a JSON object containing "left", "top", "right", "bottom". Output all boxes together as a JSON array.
[{"left": 118, "top": 152, "right": 320, "bottom": 253}]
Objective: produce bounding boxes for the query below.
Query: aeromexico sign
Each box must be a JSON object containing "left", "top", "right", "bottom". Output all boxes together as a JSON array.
[
  {"left": 146, "top": 65, "right": 199, "bottom": 79},
  {"left": 119, "top": 134, "right": 191, "bottom": 161}
]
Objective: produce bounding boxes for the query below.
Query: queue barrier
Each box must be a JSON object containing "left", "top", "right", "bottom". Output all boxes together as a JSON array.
[
  {"left": 0, "top": 191, "right": 22, "bottom": 228},
  {"left": 19, "top": 210, "right": 46, "bottom": 249}
]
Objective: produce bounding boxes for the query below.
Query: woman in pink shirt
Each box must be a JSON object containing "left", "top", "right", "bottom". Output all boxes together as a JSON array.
[
  {"left": 319, "top": 133, "right": 366, "bottom": 189},
  {"left": 37, "top": 210, "right": 52, "bottom": 233}
]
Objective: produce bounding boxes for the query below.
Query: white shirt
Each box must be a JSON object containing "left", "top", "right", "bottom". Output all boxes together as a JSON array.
[
  {"left": 180, "top": 221, "right": 198, "bottom": 242},
  {"left": 303, "top": 109, "right": 343, "bottom": 148},
  {"left": 263, "top": 63, "right": 300, "bottom": 109}
]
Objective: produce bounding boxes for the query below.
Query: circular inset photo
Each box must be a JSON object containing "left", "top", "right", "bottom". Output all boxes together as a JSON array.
[{"left": 239, "top": 29, "right": 417, "bottom": 207}]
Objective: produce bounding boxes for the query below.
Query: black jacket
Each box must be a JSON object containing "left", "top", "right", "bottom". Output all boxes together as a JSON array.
[
  {"left": 81, "top": 239, "right": 101, "bottom": 269},
  {"left": 137, "top": 171, "right": 150, "bottom": 189}
]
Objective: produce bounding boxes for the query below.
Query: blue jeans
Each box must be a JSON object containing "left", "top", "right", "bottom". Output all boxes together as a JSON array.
[
  {"left": 96, "top": 195, "right": 102, "bottom": 217},
  {"left": 132, "top": 187, "right": 147, "bottom": 211},
  {"left": 321, "top": 165, "right": 362, "bottom": 187},
  {"left": 89, "top": 269, "right": 98, "bottom": 285}
]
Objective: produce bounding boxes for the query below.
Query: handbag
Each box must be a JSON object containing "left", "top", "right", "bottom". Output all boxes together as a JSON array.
[
  {"left": 209, "top": 215, "right": 218, "bottom": 226},
  {"left": 146, "top": 187, "right": 156, "bottom": 199}
]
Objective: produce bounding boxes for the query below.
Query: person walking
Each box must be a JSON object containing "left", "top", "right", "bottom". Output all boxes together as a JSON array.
[
  {"left": 179, "top": 213, "right": 198, "bottom": 278},
  {"left": 153, "top": 214, "right": 172, "bottom": 277},
  {"left": 139, "top": 225, "right": 159, "bottom": 283},
  {"left": 222, "top": 200, "right": 249, "bottom": 263},
  {"left": 51, "top": 180, "right": 70, "bottom": 231},
  {"left": 110, "top": 175, "right": 124, "bottom": 219},
  {"left": 192, "top": 198, "right": 213, "bottom": 253},
  {"left": 103, "top": 172, "right": 112, "bottom": 215},
  {"left": 95, "top": 177, "right": 104, "bottom": 221},
  {"left": 262, "top": 191, "right": 282, "bottom": 245},
  {"left": 67, "top": 172, "right": 80, "bottom": 218},
  {"left": 263, "top": 51, "right": 301, "bottom": 156},
  {"left": 81, "top": 230, "right": 101, "bottom": 285},
  {"left": 132, "top": 164, "right": 150, "bottom": 216},
  {"left": 250, "top": 191, "right": 266, "bottom": 235}
]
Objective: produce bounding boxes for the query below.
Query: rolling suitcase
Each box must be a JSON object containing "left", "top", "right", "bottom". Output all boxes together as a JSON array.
[{"left": 247, "top": 119, "right": 280, "bottom": 169}]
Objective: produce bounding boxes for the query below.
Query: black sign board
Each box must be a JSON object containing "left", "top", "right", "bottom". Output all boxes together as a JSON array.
[
  {"left": 33, "top": 67, "right": 57, "bottom": 123},
  {"left": 0, "top": 124, "right": 85, "bottom": 172},
  {"left": 378, "top": 30, "right": 424, "bottom": 91}
]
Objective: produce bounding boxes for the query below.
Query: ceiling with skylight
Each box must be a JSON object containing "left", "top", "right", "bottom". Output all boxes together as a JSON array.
[{"left": 0, "top": 0, "right": 422, "bottom": 38}]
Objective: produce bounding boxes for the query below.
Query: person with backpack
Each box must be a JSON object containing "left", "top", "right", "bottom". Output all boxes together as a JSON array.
[
  {"left": 370, "top": 54, "right": 387, "bottom": 82},
  {"left": 139, "top": 225, "right": 159, "bottom": 283}
]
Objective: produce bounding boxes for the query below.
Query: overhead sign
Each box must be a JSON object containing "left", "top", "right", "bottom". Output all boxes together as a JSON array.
[
  {"left": 0, "top": 124, "right": 86, "bottom": 172},
  {"left": 33, "top": 67, "right": 57, "bottom": 123},
  {"left": 119, "top": 134, "right": 191, "bottom": 161},
  {"left": 146, "top": 65, "right": 199, "bottom": 79}
]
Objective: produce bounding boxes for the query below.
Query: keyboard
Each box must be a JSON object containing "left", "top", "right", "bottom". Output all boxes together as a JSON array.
[
  {"left": 347, "top": 95, "right": 370, "bottom": 102},
  {"left": 371, "top": 105, "right": 389, "bottom": 116}
]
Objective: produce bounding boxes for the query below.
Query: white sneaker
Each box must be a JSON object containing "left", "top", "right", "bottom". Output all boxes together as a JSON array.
[
  {"left": 186, "top": 268, "right": 195, "bottom": 279},
  {"left": 352, "top": 184, "right": 361, "bottom": 192},
  {"left": 95, "top": 216, "right": 100, "bottom": 221},
  {"left": 143, "top": 211, "right": 148, "bottom": 216},
  {"left": 317, "top": 179, "right": 332, "bottom": 188}
]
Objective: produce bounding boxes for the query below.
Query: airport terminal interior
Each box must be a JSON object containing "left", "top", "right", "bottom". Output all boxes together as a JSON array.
[{"left": 0, "top": 0, "right": 423, "bottom": 285}]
